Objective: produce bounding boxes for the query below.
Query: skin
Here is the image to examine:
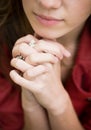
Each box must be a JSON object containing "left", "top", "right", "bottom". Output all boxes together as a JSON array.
[
  {"left": 22, "top": 0, "right": 91, "bottom": 42},
  {"left": 10, "top": 0, "right": 91, "bottom": 130}
]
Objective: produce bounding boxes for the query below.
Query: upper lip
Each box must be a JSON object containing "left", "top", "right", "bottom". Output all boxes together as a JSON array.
[{"left": 33, "top": 12, "right": 62, "bottom": 21}]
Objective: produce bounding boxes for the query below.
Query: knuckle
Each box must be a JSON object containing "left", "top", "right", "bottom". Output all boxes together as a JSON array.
[
  {"left": 23, "top": 69, "right": 34, "bottom": 80},
  {"left": 26, "top": 34, "right": 37, "bottom": 42},
  {"left": 10, "top": 58, "right": 17, "bottom": 66},
  {"left": 19, "top": 43, "right": 26, "bottom": 50},
  {"left": 37, "top": 40, "right": 44, "bottom": 48},
  {"left": 17, "top": 43, "right": 27, "bottom": 54},
  {"left": 10, "top": 59, "right": 17, "bottom": 68},
  {"left": 25, "top": 69, "right": 31, "bottom": 77},
  {"left": 26, "top": 34, "right": 33, "bottom": 39},
  {"left": 29, "top": 54, "right": 38, "bottom": 65}
]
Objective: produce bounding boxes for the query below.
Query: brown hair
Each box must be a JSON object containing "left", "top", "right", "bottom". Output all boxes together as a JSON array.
[
  {"left": 0, "top": 0, "right": 11, "bottom": 26},
  {"left": 0, "top": 0, "right": 34, "bottom": 81},
  {"left": 0, "top": 0, "right": 34, "bottom": 50}
]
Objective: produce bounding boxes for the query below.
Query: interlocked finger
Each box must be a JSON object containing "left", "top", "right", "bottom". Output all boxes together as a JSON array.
[
  {"left": 11, "top": 57, "right": 33, "bottom": 73},
  {"left": 23, "top": 64, "right": 48, "bottom": 80},
  {"left": 35, "top": 40, "right": 71, "bottom": 59},
  {"left": 12, "top": 42, "right": 37, "bottom": 58},
  {"left": 15, "top": 34, "right": 37, "bottom": 45},
  {"left": 25, "top": 52, "right": 58, "bottom": 66}
]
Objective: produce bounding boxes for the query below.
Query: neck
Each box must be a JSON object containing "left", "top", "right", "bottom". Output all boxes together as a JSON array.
[{"left": 57, "top": 23, "right": 85, "bottom": 48}]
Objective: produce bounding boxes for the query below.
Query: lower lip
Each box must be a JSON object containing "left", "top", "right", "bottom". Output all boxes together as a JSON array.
[{"left": 35, "top": 15, "right": 61, "bottom": 26}]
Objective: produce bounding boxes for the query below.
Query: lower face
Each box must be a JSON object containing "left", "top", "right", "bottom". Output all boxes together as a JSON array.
[{"left": 22, "top": 0, "right": 91, "bottom": 40}]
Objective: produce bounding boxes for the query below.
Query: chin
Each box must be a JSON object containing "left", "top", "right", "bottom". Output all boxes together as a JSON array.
[{"left": 34, "top": 30, "right": 61, "bottom": 40}]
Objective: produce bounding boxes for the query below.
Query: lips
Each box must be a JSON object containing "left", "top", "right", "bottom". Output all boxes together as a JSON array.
[
  {"left": 35, "top": 13, "right": 60, "bottom": 21},
  {"left": 33, "top": 12, "right": 63, "bottom": 26}
]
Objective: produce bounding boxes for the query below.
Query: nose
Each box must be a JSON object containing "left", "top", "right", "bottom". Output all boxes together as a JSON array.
[{"left": 38, "top": 0, "right": 62, "bottom": 9}]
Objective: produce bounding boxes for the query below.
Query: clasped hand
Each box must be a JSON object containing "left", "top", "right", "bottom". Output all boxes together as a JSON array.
[{"left": 10, "top": 34, "right": 70, "bottom": 114}]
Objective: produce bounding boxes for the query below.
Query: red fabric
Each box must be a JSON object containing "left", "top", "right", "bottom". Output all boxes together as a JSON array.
[
  {"left": 0, "top": 41, "right": 24, "bottom": 129},
  {"left": 0, "top": 73, "right": 24, "bottom": 130},
  {"left": 65, "top": 24, "right": 91, "bottom": 129},
  {"left": 0, "top": 78, "right": 24, "bottom": 130}
]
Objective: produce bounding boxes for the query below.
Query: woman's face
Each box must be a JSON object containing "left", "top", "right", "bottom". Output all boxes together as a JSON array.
[{"left": 22, "top": 0, "right": 91, "bottom": 39}]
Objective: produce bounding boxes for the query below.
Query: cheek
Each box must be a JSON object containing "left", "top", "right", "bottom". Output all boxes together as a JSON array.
[
  {"left": 66, "top": 1, "right": 91, "bottom": 25},
  {"left": 67, "top": 8, "right": 91, "bottom": 27}
]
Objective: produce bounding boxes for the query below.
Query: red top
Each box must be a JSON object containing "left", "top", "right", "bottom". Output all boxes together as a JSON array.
[
  {"left": 0, "top": 22, "right": 91, "bottom": 129},
  {"left": 65, "top": 24, "right": 91, "bottom": 129},
  {"left": 0, "top": 35, "right": 24, "bottom": 129}
]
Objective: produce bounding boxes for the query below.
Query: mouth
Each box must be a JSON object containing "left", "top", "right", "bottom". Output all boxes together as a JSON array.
[{"left": 33, "top": 12, "right": 64, "bottom": 26}]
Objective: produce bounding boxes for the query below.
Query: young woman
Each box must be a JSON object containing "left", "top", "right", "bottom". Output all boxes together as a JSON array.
[{"left": 0, "top": 0, "right": 91, "bottom": 130}]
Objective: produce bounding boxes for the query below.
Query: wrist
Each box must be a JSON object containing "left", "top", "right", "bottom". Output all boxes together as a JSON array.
[
  {"left": 47, "top": 91, "right": 70, "bottom": 116},
  {"left": 22, "top": 89, "right": 41, "bottom": 111},
  {"left": 22, "top": 94, "right": 44, "bottom": 112}
]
